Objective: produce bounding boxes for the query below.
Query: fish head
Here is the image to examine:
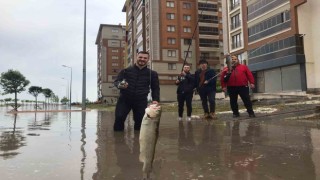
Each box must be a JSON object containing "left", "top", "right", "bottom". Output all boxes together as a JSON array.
[{"left": 145, "top": 104, "right": 162, "bottom": 118}]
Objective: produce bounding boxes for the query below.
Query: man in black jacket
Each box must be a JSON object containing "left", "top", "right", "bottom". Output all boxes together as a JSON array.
[
  {"left": 175, "top": 63, "right": 195, "bottom": 121},
  {"left": 194, "top": 59, "right": 217, "bottom": 119},
  {"left": 113, "top": 51, "right": 160, "bottom": 131}
]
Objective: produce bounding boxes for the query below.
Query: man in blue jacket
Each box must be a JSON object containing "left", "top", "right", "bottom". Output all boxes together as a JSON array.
[
  {"left": 113, "top": 51, "right": 160, "bottom": 131},
  {"left": 194, "top": 59, "right": 217, "bottom": 119}
]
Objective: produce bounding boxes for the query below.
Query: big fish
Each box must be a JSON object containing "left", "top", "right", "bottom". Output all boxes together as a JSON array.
[{"left": 139, "top": 104, "right": 162, "bottom": 179}]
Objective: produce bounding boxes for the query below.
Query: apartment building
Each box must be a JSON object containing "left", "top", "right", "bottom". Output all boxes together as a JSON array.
[
  {"left": 222, "top": 0, "right": 320, "bottom": 94},
  {"left": 198, "top": 0, "right": 223, "bottom": 69},
  {"left": 95, "top": 24, "right": 126, "bottom": 104},
  {"left": 122, "top": 0, "right": 223, "bottom": 101}
]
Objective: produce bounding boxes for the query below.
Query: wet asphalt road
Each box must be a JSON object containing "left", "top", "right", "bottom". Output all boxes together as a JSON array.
[{"left": 0, "top": 100, "right": 320, "bottom": 180}]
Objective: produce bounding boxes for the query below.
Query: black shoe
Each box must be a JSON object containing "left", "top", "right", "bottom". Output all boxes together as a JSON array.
[
  {"left": 249, "top": 113, "right": 256, "bottom": 118},
  {"left": 233, "top": 114, "right": 240, "bottom": 118}
]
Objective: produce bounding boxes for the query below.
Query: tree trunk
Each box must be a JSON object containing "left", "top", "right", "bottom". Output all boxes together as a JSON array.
[
  {"left": 35, "top": 96, "right": 38, "bottom": 111},
  {"left": 14, "top": 92, "right": 18, "bottom": 111}
]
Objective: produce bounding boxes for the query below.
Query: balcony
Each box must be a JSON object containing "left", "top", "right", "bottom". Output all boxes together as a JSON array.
[{"left": 199, "top": 31, "right": 219, "bottom": 36}]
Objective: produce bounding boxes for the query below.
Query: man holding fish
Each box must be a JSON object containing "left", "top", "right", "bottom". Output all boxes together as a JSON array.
[{"left": 113, "top": 51, "right": 160, "bottom": 131}]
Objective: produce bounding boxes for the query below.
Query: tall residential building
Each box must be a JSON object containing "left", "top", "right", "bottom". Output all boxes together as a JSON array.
[
  {"left": 95, "top": 24, "right": 126, "bottom": 103},
  {"left": 198, "top": 0, "right": 223, "bottom": 69},
  {"left": 122, "top": 0, "right": 223, "bottom": 101},
  {"left": 222, "top": 0, "right": 320, "bottom": 94}
]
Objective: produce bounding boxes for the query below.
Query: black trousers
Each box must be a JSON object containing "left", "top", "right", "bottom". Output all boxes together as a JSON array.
[
  {"left": 199, "top": 90, "right": 216, "bottom": 113},
  {"left": 227, "top": 86, "right": 254, "bottom": 115},
  {"left": 177, "top": 93, "right": 193, "bottom": 117},
  {"left": 114, "top": 96, "right": 148, "bottom": 131}
]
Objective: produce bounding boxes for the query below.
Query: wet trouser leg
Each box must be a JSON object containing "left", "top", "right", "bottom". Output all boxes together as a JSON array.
[
  {"left": 208, "top": 91, "right": 216, "bottom": 113},
  {"left": 132, "top": 99, "right": 148, "bottom": 130},
  {"left": 228, "top": 87, "right": 239, "bottom": 115},
  {"left": 185, "top": 93, "right": 193, "bottom": 117},
  {"left": 177, "top": 94, "right": 185, "bottom": 117},
  {"left": 114, "top": 96, "right": 132, "bottom": 131},
  {"left": 199, "top": 91, "right": 209, "bottom": 113},
  {"left": 238, "top": 86, "right": 254, "bottom": 114}
]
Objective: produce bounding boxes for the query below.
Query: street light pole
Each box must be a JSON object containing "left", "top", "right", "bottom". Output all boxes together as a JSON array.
[
  {"left": 82, "top": 0, "right": 87, "bottom": 110},
  {"left": 62, "top": 65, "right": 72, "bottom": 108}
]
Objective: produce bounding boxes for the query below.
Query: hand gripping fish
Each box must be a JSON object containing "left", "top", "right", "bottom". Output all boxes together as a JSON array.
[{"left": 139, "top": 104, "right": 162, "bottom": 179}]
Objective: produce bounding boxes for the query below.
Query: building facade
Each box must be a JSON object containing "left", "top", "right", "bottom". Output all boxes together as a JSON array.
[
  {"left": 122, "top": 0, "right": 223, "bottom": 101},
  {"left": 222, "top": 0, "right": 320, "bottom": 94},
  {"left": 95, "top": 24, "right": 126, "bottom": 104}
]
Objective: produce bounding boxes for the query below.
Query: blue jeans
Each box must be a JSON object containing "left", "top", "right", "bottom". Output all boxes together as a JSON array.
[{"left": 199, "top": 90, "right": 216, "bottom": 113}]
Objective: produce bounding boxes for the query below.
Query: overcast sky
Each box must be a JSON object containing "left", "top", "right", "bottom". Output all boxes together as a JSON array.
[{"left": 0, "top": 0, "right": 125, "bottom": 102}]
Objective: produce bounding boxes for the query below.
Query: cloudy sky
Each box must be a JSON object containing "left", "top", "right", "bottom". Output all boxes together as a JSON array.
[{"left": 0, "top": 0, "right": 125, "bottom": 102}]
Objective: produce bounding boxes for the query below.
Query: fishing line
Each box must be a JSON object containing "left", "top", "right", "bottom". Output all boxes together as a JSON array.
[{"left": 180, "top": 0, "right": 209, "bottom": 74}]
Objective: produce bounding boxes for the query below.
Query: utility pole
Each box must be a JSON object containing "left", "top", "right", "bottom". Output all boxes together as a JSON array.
[{"left": 82, "top": 0, "right": 87, "bottom": 110}]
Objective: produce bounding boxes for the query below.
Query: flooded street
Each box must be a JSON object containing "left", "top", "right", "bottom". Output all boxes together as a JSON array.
[{"left": 0, "top": 104, "right": 320, "bottom": 180}]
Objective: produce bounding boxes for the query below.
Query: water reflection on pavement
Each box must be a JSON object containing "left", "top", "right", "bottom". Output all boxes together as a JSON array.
[{"left": 0, "top": 106, "right": 320, "bottom": 180}]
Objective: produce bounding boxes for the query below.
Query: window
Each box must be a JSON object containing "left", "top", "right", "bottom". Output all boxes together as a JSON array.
[
  {"left": 199, "top": 39, "right": 219, "bottom": 47},
  {"left": 183, "top": 2, "right": 191, "bottom": 9},
  {"left": 166, "top": 1, "right": 174, "bottom": 7},
  {"left": 112, "top": 76, "right": 117, "bottom": 80},
  {"left": 231, "top": 33, "right": 241, "bottom": 49},
  {"left": 201, "top": 52, "right": 210, "bottom": 59},
  {"left": 112, "top": 69, "right": 120, "bottom": 73},
  {"left": 230, "top": 0, "right": 240, "bottom": 10},
  {"left": 168, "top": 63, "right": 177, "bottom": 70},
  {"left": 184, "top": 51, "right": 192, "bottom": 58},
  {"left": 199, "top": 27, "right": 219, "bottom": 35},
  {"left": 199, "top": 15, "right": 218, "bottom": 23},
  {"left": 183, "top": 15, "right": 191, "bottom": 21},
  {"left": 231, "top": 14, "right": 241, "bottom": 29},
  {"left": 198, "top": 2, "right": 217, "bottom": 11},
  {"left": 111, "top": 49, "right": 119, "bottom": 53},
  {"left": 111, "top": 29, "right": 119, "bottom": 33},
  {"left": 112, "top": 56, "right": 119, "bottom": 60},
  {"left": 111, "top": 63, "right": 119, "bottom": 66},
  {"left": 183, "top": 27, "right": 191, "bottom": 33},
  {"left": 167, "top": 25, "right": 175, "bottom": 32},
  {"left": 184, "top": 39, "right": 192, "bottom": 45},
  {"left": 167, "top": 38, "right": 176, "bottom": 45},
  {"left": 166, "top": 13, "right": 175, "bottom": 20},
  {"left": 167, "top": 50, "right": 176, "bottom": 57}
]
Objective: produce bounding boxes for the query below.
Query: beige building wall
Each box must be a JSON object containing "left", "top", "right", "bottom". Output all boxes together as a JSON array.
[{"left": 297, "top": 0, "right": 320, "bottom": 92}]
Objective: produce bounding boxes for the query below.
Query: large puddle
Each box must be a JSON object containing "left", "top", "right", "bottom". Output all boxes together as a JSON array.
[{"left": 0, "top": 106, "right": 320, "bottom": 179}]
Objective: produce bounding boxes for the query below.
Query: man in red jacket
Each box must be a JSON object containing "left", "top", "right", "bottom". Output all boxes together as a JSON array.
[{"left": 220, "top": 55, "right": 255, "bottom": 118}]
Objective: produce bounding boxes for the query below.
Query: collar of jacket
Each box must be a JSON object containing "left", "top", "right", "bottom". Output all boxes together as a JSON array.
[{"left": 134, "top": 63, "right": 148, "bottom": 70}]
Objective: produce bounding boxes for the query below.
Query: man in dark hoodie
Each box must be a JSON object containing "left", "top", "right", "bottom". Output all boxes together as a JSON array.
[
  {"left": 113, "top": 51, "right": 160, "bottom": 131},
  {"left": 194, "top": 59, "right": 217, "bottom": 119},
  {"left": 175, "top": 63, "right": 195, "bottom": 121}
]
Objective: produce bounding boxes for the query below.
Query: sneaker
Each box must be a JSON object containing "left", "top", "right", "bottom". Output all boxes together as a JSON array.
[
  {"left": 233, "top": 114, "right": 240, "bottom": 118},
  {"left": 178, "top": 117, "right": 183, "bottom": 121},
  {"left": 186, "top": 116, "right": 191, "bottom": 121},
  {"left": 249, "top": 113, "right": 256, "bottom": 118}
]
